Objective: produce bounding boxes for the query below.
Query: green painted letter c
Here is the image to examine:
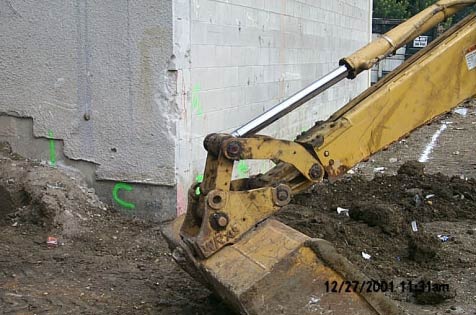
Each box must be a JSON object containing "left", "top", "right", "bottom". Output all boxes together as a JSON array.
[{"left": 112, "top": 182, "right": 136, "bottom": 209}]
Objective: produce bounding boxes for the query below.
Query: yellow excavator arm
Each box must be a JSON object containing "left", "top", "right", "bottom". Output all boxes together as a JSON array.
[{"left": 163, "top": 1, "right": 476, "bottom": 314}]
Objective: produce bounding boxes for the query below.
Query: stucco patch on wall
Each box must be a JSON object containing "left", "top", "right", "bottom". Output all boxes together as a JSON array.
[{"left": 0, "top": 0, "right": 176, "bottom": 186}]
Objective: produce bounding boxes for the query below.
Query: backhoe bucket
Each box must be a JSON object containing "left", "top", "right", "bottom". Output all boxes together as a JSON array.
[{"left": 163, "top": 216, "right": 401, "bottom": 315}]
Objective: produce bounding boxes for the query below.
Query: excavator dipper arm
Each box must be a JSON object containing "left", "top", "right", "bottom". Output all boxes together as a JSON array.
[{"left": 163, "top": 1, "right": 476, "bottom": 314}]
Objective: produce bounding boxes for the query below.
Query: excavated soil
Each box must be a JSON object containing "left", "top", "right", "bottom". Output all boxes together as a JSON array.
[
  {"left": 1, "top": 100, "right": 476, "bottom": 315},
  {"left": 277, "top": 164, "right": 476, "bottom": 313},
  {"left": 0, "top": 142, "right": 231, "bottom": 315}
]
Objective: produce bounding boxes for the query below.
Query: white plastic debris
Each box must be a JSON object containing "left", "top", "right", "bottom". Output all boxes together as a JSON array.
[
  {"left": 337, "top": 207, "right": 350, "bottom": 216},
  {"left": 46, "top": 236, "right": 59, "bottom": 248},
  {"left": 46, "top": 183, "right": 65, "bottom": 190},
  {"left": 414, "top": 194, "right": 422, "bottom": 207},
  {"left": 411, "top": 221, "right": 418, "bottom": 232},
  {"left": 425, "top": 194, "right": 435, "bottom": 199},
  {"left": 306, "top": 295, "right": 322, "bottom": 312},
  {"left": 362, "top": 252, "right": 371, "bottom": 260},
  {"left": 454, "top": 107, "right": 468, "bottom": 117},
  {"left": 347, "top": 169, "right": 355, "bottom": 174},
  {"left": 437, "top": 234, "right": 450, "bottom": 242},
  {"left": 389, "top": 157, "right": 398, "bottom": 163},
  {"left": 373, "top": 167, "right": 385, "bottom": 173}
]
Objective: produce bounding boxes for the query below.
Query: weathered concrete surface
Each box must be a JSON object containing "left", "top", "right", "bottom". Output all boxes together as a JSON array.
[
  {"left": 0, "top": 0, "right": 372, "bottom": 220},
  {"left": 0, "top": 116, "right": 176, "bottom": 221},
  {"left": 0, "top": 0, "right": 176, "bottom": 186},
  {"left": 0, "top": 1, "right": 178, "bottom": 220}
]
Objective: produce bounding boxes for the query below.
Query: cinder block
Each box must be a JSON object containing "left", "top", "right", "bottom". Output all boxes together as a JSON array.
[
  {"left": 215, "top": 46, "right": 232, "bottom": 66},
  {"left": 196, "top": 0, "right": 217, "bottom": 23},
  {"left": 191, "top": 21, "right": 208, "bottom": 45},
  {"left": 222, "top": 67, "right": 239, "bottom": 87},
  {"left": 191, "top": 44, "right": 216, "bottom": 67},
  {"left": 181, "top": 0, "right": 372, "bottom": 199},
  {"left": 264, "top": 0, "right": 283, "bottom": 14},
  {"left": 215, "top": 2, "right": 231, "bottom": 25}
]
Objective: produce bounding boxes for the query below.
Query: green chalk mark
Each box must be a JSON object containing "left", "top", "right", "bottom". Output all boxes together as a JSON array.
[
  {"left": 195, "top": 174, "right": 204, "bottom": 196},
  {"left": 237, "top": 160, "right": 249, "bottom": 179},
  {"left": 112, "top": 182, "right": 136, "bottom": 210},
  {"left": 48, "top": 130, "right": 56, "bottom": 167},
  {"left": 191, "top": 84, "right": 203, "bottom": 117}
]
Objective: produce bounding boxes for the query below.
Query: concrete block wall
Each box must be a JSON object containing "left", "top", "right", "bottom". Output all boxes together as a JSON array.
[
  {"left": 0, "top": 0, "right": 177, "bottom": 221},
  {"left": 175, "top": 0, "right": 372, "bottom": 214},
  {"left": 0, "top": 0, "right": 372, "bottom": 220}
]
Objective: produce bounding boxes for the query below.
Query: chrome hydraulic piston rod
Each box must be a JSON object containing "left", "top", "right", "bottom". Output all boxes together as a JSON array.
[
  {"left": 231, "top": 65, "right": 349, "bottom": 137},
  {"left": 231, "top": 0, "right": 476, "bottom": 138}
]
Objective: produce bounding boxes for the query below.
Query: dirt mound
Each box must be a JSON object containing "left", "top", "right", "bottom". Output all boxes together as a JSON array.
[
  {"left": 0, "top": 142, "right": 232, "bottom": 314},
  {"left": 277, "top": 161, "right": 476, "bottom": 310},
  {"left": 0, "top": 142, "right": 107, "bottom": 238}
]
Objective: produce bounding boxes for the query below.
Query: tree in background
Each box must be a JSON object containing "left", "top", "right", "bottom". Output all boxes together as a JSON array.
[
  {"left": 407, "top": 0, "right": 437, "bottom": 16},
  {"left": 373, "top": 0, "right": 410, "bottom": 19},
  {"left": 374, "top": 0, "right": 474, "bottom": 26}
]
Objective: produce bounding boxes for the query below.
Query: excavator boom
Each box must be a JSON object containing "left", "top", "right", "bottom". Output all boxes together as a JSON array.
[{"left": 163, "top": 1, "right": 476, "bottom": 314}]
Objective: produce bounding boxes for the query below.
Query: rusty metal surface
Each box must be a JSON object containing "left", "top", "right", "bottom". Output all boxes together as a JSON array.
[{"left": 221, "top": 136, "right": 324, "bottom": 182}]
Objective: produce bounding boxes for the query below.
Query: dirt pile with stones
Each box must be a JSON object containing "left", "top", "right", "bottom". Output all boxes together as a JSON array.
[
  {"left": 277, "top": 161, "right": 476, "bottom": 310},
  {"left": 0, "top": 142, "right": 232, "bottom": 315}
]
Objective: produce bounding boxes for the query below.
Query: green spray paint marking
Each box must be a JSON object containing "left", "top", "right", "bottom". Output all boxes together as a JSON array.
[
  {"left": 112, "top": 182, "right": 136, "bottom": 210},
  {"left": 191, "top": 84, "right": 203, "bottom": 116},
  {"left": 237, "top": 160, "right": 249, "bottom": 178},
  {"left": 48, "top": 130, "right": 56, "bottom": 167},
  {"left": 195, "top": 174, "right": 204, "bottom": 196}
]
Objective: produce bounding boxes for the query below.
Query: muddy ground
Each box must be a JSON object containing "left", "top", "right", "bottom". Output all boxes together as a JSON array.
[{"left": 1, "top": 101, "right": 476, "bottom": 315}]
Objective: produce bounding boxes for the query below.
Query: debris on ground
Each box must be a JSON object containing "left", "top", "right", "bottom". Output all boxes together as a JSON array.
[
  {"left": 277, "top": 161, "right": 476, "bottom": 313},
  {"left": 1, "top": 100, "right": 476, "bottom": 314},
  {"left": 0, "top": 142, "right": 231, "bottom": 315}
]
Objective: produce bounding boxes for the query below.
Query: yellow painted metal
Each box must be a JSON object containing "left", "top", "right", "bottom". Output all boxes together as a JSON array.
[
  {"left": 200, "top": 152, "right": 234, "bottom": 194},
  {"left": 182, "top": 186, "right": 283, "bottom": 258},
  {"left": 341, "top": 0, "right": 476, "bottom": 77},
  {"left": 222, "top": 136, "right": 324, "bottom": 182},
  {"left": 316, "top": 16, "right": 476, "bottom": 179},
  {"left": 163, "top": 218, "right": 401, "bottom": 315},
  {"left": 163, "top": 8, "right": 476, "bottom": 315}
]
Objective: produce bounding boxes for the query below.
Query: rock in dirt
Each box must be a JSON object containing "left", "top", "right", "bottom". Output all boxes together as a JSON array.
[
  {"left": 349, "top": 201, "right": 404, "bottom": 235},
  {"left": 408, "top": 233, "right": 441, "bottom": 263},
  {"left": 397, "top": 161, "right": 425, "bottom": 177}
]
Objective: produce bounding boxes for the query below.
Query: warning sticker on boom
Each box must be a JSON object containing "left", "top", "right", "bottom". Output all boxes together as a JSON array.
[{"left": 465, "top": 45, "right": 476, "bottom": 70}]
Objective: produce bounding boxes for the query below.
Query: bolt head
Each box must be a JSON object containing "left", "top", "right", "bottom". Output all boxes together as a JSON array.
[
  {"left": 217, "top": 216, "right": 228, "bottom": 227},
  {"left": 277, "top": 190, "right": 289, "bottom": 201},
  {"left": 226, "top": 141, "right": 242, "bottom": 158},
  {"left": 210, "top": 212, "right": 229, "bottom": 231},
  {"left": 309, "top": 164, "right": 322, "bottom": 179}
]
